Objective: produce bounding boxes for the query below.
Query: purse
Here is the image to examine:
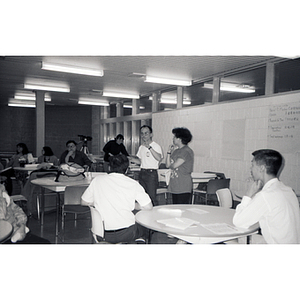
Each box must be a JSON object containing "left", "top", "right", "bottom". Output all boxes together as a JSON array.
[{"left": 55, "top": 163, "right": 86, "bottom": 182}]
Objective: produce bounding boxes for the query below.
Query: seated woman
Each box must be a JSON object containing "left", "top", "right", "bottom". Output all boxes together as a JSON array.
[
  {"left": 7, "top": 143, "right": 32, "bottom": 168},
  {"left": 37, "top": 146, "right": 59, "bottom": 166},
  {"left": 4, "top": 143, "right": 33, "bottom": 195}
]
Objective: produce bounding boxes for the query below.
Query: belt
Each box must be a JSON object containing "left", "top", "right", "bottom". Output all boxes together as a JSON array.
[
  {"left": 140, "top": 169, "right": 157, "bottom": 172},
  {"left": 105, "top": 227, "right": 128, "bottom": 233}
]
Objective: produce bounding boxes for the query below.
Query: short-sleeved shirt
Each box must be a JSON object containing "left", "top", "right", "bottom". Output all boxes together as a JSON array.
[
  {"left": 82, "top": 173, "right": 151, "bottom": 230},
  {"left": 168, "top": 145, "right": 194, "bottom": 194},
  {"left": 136, "top": 141, "right": 163, "bottom": 169}
]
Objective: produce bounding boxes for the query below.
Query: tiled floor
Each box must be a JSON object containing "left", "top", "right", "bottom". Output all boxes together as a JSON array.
[{"left": 26, "top": 193, "right": 179, "bottom": 244}]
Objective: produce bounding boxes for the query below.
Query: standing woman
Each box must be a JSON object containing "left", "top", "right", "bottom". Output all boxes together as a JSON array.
[{"left": 166, "top": 127, "right": 194, "bottom": 204}]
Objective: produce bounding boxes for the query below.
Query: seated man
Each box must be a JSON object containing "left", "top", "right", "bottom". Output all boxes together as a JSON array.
[
  {"left": 60, "top": 140, "right": 92, "bottom": 171},
  {"left": 233, "top": 149, "right": 300, "bottom": 244},
  {"left": 0, "top": 184, "right": 50, "bottom": 244},
  {"left": 82, "top": 154, "right": 153, "bottom": 244}
]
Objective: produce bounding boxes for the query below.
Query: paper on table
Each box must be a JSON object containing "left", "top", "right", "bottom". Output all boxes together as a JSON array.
[
  {"left": 157, "top": 217, "right": 199, "bottom": 230},
  {"left": 157, "top": 207, "right": 182, "bottom": 216},
  {"left": 201, "top": 223, "right": 243, "bottom": 235},
  {"left": 186, "top": 208, "right": 209, "bottom": 215}
]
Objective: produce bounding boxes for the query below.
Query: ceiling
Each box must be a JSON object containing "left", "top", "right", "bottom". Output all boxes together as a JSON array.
[{"left": 0, "top": 55, "right": 286, "bottom": 109}]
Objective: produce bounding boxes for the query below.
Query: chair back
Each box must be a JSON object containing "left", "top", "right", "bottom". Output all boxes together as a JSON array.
[
  {"left": 216, "top": 188, "right": 233, "bottom": 208},
  {"left": 64, "top": 185, "right": 88, "bottom": 205},
  {"left": 204, "top": 171, "right": 226, "bottom": 179},
  {"left": 90, "top": 206, "right": 104, "bottom": 239},
  {"left": 206, "top": 178, "right": 230, "bottom": 195}
]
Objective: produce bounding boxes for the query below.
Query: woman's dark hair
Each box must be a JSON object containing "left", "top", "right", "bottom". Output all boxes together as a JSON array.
[
  {"left": 16, "top": 143, "right": 29, "bottom": 154},
  {"left": 172, "top": 127, "right": 192, "bottom": 145},
  {"left": 43, "top": 146, "right": 54, "bottom": 156},
  {"left": 108, "top": 154, "right": 129, "bottom": 174},
  {"left": 252, "top": 149, "right": 283, "bottom": 176}
]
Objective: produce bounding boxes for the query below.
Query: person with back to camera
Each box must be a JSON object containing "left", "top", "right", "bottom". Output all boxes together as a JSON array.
[
  {"left": 81, "top": 154, "right": 153, "bottom": 244},
  {"left": 233, "top": 149, "right": 300, "bottom": 244},
  {"left": 37, "top": 146, "right": 59, "bottom": 166},
  {"left": 60, "top": 140, "right": 92, "bottom": 171},
  {"left": 166, "top": 127, "right": 194, "bottom": 204},
  {"left": 130, "top": 125, "right": 163, "bottom": 206},
  {"left": 103, "top": 134, "right": 129, "bottom": 172}
]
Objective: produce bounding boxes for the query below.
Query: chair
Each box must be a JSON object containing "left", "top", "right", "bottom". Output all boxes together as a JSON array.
[
  {"left": 216, "top": 188, "right": 233, "bottom": 208},
  {"left": 157, "top": 169, "right": 171, "bottom": 204},
  {"left": 89, "top": 206, "right": 107, "bottom": 243},
  {"left": 61, "top": 185, "right": 90, "bottom": 240},
  {"left": 192, "top": 178, "right": 230, "bottom": 205}
]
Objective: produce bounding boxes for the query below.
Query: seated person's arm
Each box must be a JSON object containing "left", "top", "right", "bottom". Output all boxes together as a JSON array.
[{"left": 129, "top": 156, "right": 141, "bottom": 165}]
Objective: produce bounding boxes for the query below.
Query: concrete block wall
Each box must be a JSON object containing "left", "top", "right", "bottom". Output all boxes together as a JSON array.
[
  {"left": 153, "top": 91, "right": 300, "bottom": 195},
  {"left": 0, "top": 105, "right": 92, "bottom": 159}
]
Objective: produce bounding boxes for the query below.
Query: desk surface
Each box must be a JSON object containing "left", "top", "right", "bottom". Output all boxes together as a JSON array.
[
  {"left": 136, "top": 204, "right": 258, "bottom": 244},
  {"left": 31, "top": 172, "right": 106, "bottom": 192},
  {"left": 0, "top": 220, "right": 13, "bottom": 243}
]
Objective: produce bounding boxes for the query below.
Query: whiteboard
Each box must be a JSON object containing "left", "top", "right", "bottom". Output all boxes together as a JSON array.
[{"left": 267, "top": 101, "right": 300, "bottom": 154}]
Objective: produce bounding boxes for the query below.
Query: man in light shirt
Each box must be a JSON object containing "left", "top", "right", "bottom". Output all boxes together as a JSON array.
[
  {"left": 130, "top": 125, "right": 163, "bottom": 206},
  {"left": 233, "top": 149, "right": 300, "bottom": 244},
  {"left": 81, "top": 154, "right": 152, "bottom": 244}
]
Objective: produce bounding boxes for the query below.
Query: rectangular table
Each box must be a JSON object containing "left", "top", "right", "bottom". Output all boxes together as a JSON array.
[
  {"left": 135, "top": 204, "right": 259, "bottom": 244},
  {"left": 31, "top": 172, "right": 105, "bottom": 243}
]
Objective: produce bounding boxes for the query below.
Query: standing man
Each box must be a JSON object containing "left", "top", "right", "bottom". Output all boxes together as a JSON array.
[
  {"left": 60, "top": 140, "right": 92, "bottom": 171},
  {"left": 103, "top": 134, "right": 129, "bottom": 172},
  {"left": 131, "top": 125, "right": 163, "bottom": 206},
  {"left": 233, "top": 149, "right": 300, "bottom": 244}
]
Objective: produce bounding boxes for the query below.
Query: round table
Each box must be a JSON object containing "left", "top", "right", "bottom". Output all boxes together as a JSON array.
[
  {"left": 136, "top": 204, "right": 259, "bottom": 244},
  {"left": 0, "top": 220, "right": 13, "bottom": 243}
]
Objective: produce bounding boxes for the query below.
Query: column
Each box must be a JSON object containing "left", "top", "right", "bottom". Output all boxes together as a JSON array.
[
  {"left": 212, "top": 76, "right": 221, "bottom": 104},
  {"left": 35, "top": 90, "right": 45, "bottom": 156},
  {"left": 177, "top": 86, "right": 183, "bottom": 109},
  {"left": 265, "top": 62, "right": 275, "bottom": 96},
  {"left": 152, "top": 92, "right": 159, "bottom": 112}
]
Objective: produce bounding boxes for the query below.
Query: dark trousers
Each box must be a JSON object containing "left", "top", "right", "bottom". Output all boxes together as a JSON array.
[
  {"left": 103, "top": 223, "right": 149, "bottom": 244},
  {"left": 172, "top": 193, "right": 192, "bottom": 205},
  {"left": 138, "top": 169, "right": 158, "bottom": 206}
]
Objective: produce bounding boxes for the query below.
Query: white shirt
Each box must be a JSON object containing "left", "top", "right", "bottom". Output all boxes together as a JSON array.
[
  {"left": 233, "top": 178, "right": 300, "bottom": 244},
  {"left": 136, "top": 141, "right": 163, "bottom": 169},
  {"left": 82, "top": 173, "right": 151, "bottom": 230}
]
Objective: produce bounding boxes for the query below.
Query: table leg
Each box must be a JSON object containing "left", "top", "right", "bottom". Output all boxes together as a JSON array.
[
  {"left": 55, "top": 192, "right": 61, "bottom": 237},
  {"left": 40, "top": 187, "right": 45, "bottom": 226}
]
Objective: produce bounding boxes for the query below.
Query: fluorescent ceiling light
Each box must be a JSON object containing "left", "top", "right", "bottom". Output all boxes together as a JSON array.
[
  {"left": 123, "top": 104, "right": 145, "bottom": 109},
  {"left": 103, "top": 91, "right": 140, "bottom": 99},
  {"left": 14, "top": 91, "right": 51, "bottom": 101},
  {"left": 42, "top": 62, "right": 104, "bottom": 77},
  {"left": 145, "top": 75, "right": 192, "bottom": 86},
  {"left": 160, "top": 98, "right": 191, "bottom": 105},
  {"left": 203, "top": 83, "right": 255, "bottom": 93},
  {"left": 8, "top": 99, "right": 36, "bottom": 108},
  {"left": 24, "top": 78, "right": 70, "bottom": 93},
  {"left": 78, "top": 97, "right": 109, "bottom": 106}
]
